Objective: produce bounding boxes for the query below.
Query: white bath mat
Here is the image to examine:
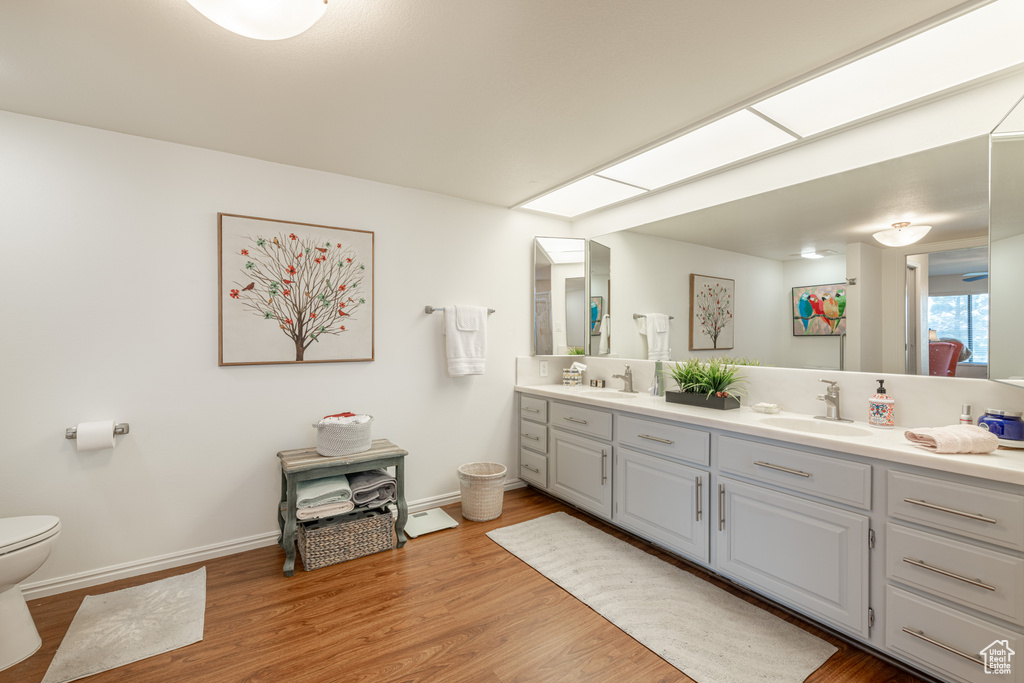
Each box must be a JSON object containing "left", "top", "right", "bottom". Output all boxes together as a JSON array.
[
  {"left": 42, "top": 567, "right": 206, "bottom": 683},
  {"left": 487, "top": 513, "right": 837, "bottom": 683},
  {"left": 405, "top": 508, "right": 459, "bottom": 538}
]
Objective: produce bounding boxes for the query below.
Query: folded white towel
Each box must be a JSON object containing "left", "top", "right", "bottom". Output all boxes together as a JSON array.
[
  {"left": 296, "top": 500, "right": 355, "bottom": 521},
  {"left": 904, "top": 425, "right": 999, "bottom": 454},
  {"left": 443, "top": 304, "right": 487, "bottom": 376},
  {"left": 646, "top": 313, "right": 671, "bottom": 361},
  {"left": 296, "top": 475, "right": 352, "bottom": 508}
]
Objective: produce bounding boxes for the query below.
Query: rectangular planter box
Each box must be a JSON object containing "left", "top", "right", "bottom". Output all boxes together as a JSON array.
[{"left": 665, "top": 390, "right": 740, "bottom": 410}]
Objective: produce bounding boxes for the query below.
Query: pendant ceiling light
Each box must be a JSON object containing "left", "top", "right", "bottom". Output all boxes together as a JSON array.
[
  {"left": 186, "top": 0, "right": 328, "bottom": 41},
  {"left": 872, "top": 221, "right": 931, "bottom": 247}
]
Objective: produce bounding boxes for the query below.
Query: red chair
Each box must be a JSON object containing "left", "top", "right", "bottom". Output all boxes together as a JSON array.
[{"left": 929, "top": 341, "right": 963, "bottom": 377}]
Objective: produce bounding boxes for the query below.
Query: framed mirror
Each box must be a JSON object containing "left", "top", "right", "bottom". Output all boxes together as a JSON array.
[
  {"left": 533, "top": 237, "right": 587, "bottom": 355},
  {"left": 587, "top": 240, "right": 611, "bottom": 356}
]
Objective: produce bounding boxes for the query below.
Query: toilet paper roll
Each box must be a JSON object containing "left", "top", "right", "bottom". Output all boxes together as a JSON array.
[{"left": 76, "top": 420, "right": 116, "bottom": 452}]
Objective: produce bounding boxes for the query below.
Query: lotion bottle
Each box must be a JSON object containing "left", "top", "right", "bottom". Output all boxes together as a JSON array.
[
  {"left": 960, "top": 404, "right": 973, "bottom": 425},
  {"left": 868, "top": 379, "right": 895, "bottom": 429}
]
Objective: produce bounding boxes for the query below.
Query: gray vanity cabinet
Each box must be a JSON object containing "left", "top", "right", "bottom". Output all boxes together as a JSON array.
[
  {"left": 614, "top": 446, "right": 710, "bottom": 562},
  {"left": 716, "top": 477, "right": 871, "bottom": 636},
  {"left": 550, "top": 428, "right": 612, "bottom": 520}
]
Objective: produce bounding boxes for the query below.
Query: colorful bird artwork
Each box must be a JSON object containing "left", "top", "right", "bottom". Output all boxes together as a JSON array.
[
  {"left": 794, "top": 286, "right": 847, "bottom": 335},
  {"left": 241, "top": 282, "right": 255, "bottom": 292},
  {"left": 821, "top": 293, "right": 840, "bottom": 332},
  {"left": 797, "top": 293, "right": 813, "bottom": 331}
]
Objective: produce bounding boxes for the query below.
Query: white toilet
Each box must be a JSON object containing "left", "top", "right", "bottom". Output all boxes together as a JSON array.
[{"left": 0, "top": 515, "right": 61, "bottom": 671}]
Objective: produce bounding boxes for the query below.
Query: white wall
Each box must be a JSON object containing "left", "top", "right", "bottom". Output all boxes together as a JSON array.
[
  {"left": 595, "top": 231, "right": 785, "bottom": 363},
  {"left": 0, "top": 111, "right": 569, "bottom": 592}
]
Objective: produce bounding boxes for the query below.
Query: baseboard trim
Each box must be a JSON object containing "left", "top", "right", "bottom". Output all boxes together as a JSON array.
[{"left": 22, "top": 478, "right": 528, "bottom": 599}]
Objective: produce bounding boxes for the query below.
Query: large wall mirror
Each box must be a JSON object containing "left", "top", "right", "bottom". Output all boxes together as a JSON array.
[{"left": 533, "top": 237, "right": 586, "bottom": 355}]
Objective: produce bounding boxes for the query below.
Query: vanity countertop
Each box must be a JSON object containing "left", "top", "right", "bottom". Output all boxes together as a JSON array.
[{"left": 516, "top": 384, "right": 1024, "bottom": 486}]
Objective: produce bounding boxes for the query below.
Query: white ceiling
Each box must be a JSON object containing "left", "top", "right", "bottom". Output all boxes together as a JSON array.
[{"left": 0, "top": 0, "right": 981, "bottom": 208}]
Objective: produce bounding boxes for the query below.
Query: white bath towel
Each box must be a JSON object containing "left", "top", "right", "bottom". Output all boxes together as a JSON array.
[
  {"left": 443, "top": 304, "right": 488, "bottom": 376},
  {"left": 645, "top": 313, "right": 671, "bottom": 361},
  {"left": 296, "top": 500, "right": 355, "bottom": 521},
  {"left": 599, "top": 314, "right": 611, "bottom": 355},
  {"left": 296, "top": 475, "right": 352, "bottom": 509},
  {"left": 904, "top": 425, "right": 999, "bottom": 454}
]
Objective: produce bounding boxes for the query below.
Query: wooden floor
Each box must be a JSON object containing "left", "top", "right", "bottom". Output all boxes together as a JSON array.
[{"left": 3, "top": 488, "right": 929, "bottom": 683}]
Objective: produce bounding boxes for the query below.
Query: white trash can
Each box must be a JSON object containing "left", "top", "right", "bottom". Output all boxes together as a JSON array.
[{"left": 457, "top": 462, "right": 508, "bottom": 521}]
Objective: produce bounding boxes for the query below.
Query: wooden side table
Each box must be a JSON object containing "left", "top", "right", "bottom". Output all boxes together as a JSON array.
[{"left": 277, "top": 438, "right": 408, "bottom": 576}]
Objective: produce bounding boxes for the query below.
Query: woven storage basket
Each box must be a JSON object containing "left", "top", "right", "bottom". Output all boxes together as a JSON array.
[
  {"left": 312, "top": 416, "right": 373, "bottom": 457},
  {"left": 297, "top": 508, "right": 394, "bottom": 571},
  {"left": 457, "top": 462, "right": 508, "bottom": 521}
]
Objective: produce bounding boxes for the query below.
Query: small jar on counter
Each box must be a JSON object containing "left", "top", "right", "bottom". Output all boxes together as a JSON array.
[{"left": 977, "top": 409, "right": 1024, "bottom": 441}]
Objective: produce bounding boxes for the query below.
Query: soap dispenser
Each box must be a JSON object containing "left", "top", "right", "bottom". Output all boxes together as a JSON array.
[{"left": 868, "top": 379, "right": 895, "bottom": 429}]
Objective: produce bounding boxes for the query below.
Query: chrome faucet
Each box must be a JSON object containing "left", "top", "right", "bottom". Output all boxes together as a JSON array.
[
  {"left": 816, "top": 379, "right": 852, "bottom": 422},
  {"left": 612, "top": 365, "right": 637, "bottom": 393}
]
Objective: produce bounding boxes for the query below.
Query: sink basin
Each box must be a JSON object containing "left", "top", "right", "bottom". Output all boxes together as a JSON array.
[
  {"left": 760, "top": 416, "right": 873, "bottom": 437},
  {"left": 579, "top": 390, "right": 640, "bottom": 400}
]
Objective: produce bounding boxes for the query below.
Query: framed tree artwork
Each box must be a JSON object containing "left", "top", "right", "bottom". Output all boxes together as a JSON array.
[
  {"left": 689, "top": 274, "right": 735, "bottom": 351},
  {"left": 218, "top": 213, "right": 374, "bottom": 365}
]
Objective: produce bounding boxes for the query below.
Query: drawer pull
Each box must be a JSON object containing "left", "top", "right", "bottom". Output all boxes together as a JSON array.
[
  {"left": 564, "top": 416, "right": 589, "bottom": 425},
  {"left": 523, "top": 407, "right": 540, "bottom": 413},
  {"left": 719, "top": 484, "right": 726, "bottom": 531},
  {"left": 902, "top": 558, "right": 997, "bottom": 591},
  {"left": 904, "top": 498, "right": 998, "bottom": 524},
  {"left": 901, "top": 628, "right": 985, "bottom": 666},
  {"left": 601, "top": 449, "right": 608, "bottom": 485},
  {"left": 639, "top": 433, "right": 675, "bottom": 445},
  {"left": 754, "top": 461, "right": 811, "bottom": 478},
  {"left": 521, "top": 433, "right": 540, "bottom": 441},
  {"left": 695, "top": 476, "right": 702, "bottom": 522},
  {"left": 521, "top": 464, "right": 540, "bottom": 474}
]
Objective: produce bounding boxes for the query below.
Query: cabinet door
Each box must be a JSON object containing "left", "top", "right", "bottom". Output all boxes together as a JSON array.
[
  {"left": 614, "top": 446, "right": 709, "bottom": 563},
  {"left": 717, "top": 477, "right": 870, "bottom": 636},
  {"left": 550, "top": 429, "right": 612, "bottom": 519}
]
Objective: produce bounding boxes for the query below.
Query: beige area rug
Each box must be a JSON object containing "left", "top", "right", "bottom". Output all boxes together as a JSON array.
[
  {"left": 42, "top": 567, "right": 206, "bottom": 683},
  {"left": 487, "top": 513, "right": 837, "bottom": 683}
]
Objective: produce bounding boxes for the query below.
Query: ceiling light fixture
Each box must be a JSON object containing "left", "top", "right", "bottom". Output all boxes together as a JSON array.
[
  {"left": 186, "top": 0, "right": 328, "bottom": 41},
  {"left": 872, "top": 222, "right": 932, "bottom": 247},
  {"left": 520, "top": 176, "right": 646, "bottom": 218}
]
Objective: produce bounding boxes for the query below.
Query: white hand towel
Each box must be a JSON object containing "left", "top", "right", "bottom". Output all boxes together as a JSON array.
[
  {"left": 904, "top": 425, "right": 999, "bottom": 454},
  {"left": 443, "top": 305, "right": 487, "bottom": 376},
  {"left": 646, "top": 313, "right": 671, "bottom": 361},
  {"left": 599, "top": 314, "right": 611, "bottom": 355}
]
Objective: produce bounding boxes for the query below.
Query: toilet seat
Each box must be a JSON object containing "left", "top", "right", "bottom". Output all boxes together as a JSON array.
[{"left": 0, "top": 517, "right": 60, "bottom": 556}]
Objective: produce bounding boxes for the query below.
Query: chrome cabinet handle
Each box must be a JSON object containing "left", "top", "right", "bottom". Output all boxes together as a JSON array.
[
  {"left": 601, "top": 449, "right": 607, "bottom": 485},
  {"left": 718, "top": 484, "right": 725, "bottom": 531},
  {"left": 901, "top": 628, "right": 985, "bottom": 666},
  {"left": 521, "top": 464, "right": 540, "bottom": 473},
  {"left": 523, "top": 407, "right": 540, "bottom": 413},
  {"left": 639, "top": 434, "right": 674, "bottom": 445},
  {"left": 695, "top": 476, "right": 702, "bottom": 521},
  {"left": 754, "top": 461, "right": 811, "bottom": 478},
  {"left": 521, "top": 433, "right": 540, "bottom": 441},
  {"left": 564, "top": 416, "right": 588, "bottom": 425},
  {"left": 902, "top": 558, "right": 997, "bottom": 591},
  {"left": 904, "top": 498, "right": 998, "bottom": 524}
]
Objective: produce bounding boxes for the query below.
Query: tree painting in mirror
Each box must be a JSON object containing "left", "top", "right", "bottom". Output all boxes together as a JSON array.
[
  {"left": 792, "top": 283, "right": 846, "bottom": 336},
  {"left": 690, "top": 274, "right": 734, "bottom": 350}
]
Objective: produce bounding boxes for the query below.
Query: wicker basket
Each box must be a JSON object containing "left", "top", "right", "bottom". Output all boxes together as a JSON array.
[
  {"left": 312, "top": 416, "right": 373, "bottom": 457},
  {"left": 297, "top": 508, "right": 394, "bottom": 571},
  {"left": 457, "top": 462, "right": 508, "bottom": 521}
]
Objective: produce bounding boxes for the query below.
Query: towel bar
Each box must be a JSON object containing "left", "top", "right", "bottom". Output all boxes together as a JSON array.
[
  {"left": 633, "top": 313, "right": 674, "bottom": 320},
  {"left": 425, "top": 306, "right": 495, "bottom": 314}
]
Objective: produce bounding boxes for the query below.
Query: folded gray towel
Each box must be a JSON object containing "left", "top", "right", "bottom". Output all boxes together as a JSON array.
[{"left": 348, "top": 469, "right": 397, "bottom": 509}]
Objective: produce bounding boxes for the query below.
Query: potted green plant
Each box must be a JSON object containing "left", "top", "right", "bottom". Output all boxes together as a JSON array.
[
  {"left": 567, "top": 347, "right": 586, "bottom": 355},
  {"left": 665, "top": 357, "right": 747, "bottom": 410}
]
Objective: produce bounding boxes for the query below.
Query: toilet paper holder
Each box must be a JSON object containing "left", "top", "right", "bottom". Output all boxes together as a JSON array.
[{"left": 65, "top": 423, "right": 130, "bottom": 440}]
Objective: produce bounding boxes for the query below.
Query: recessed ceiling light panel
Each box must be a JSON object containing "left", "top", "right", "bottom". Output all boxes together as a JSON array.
[
  {"left": 520, "top": 176, "right": 646, "bottom": 218},
  {"left": 599, "top": 110, "right": 797, "bottom": 190},
  {"left": 751, "top": 0, "right": 1024, "bottom": 137}
]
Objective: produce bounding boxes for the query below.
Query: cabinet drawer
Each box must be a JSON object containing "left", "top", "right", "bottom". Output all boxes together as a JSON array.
[
  {"left": 519, "top": 449, "right": 547, "bottom": 488},
  {"left": 520, "top": 419, "right": 547, "bottom": 454},
  {"left": 888, "top": 471, "right": 1024, "bottom": 551},
  {"left": 618, "top": 415, "right": 710, "bottom": 466},
  {"left": 718, "top": 435, "right": 871, "bottom": 509},
  {"left": 886, "top": 586, "right": 1023, "bottom": 683},
  {"left": 520, "top": 395, "right": 548, "bottom": 422},
  {"left": 550, "top": 402, "right": 612, "bottom": 441},
  {"left": 887, "top": 523, "right": 1024, "bottom": 626}
]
